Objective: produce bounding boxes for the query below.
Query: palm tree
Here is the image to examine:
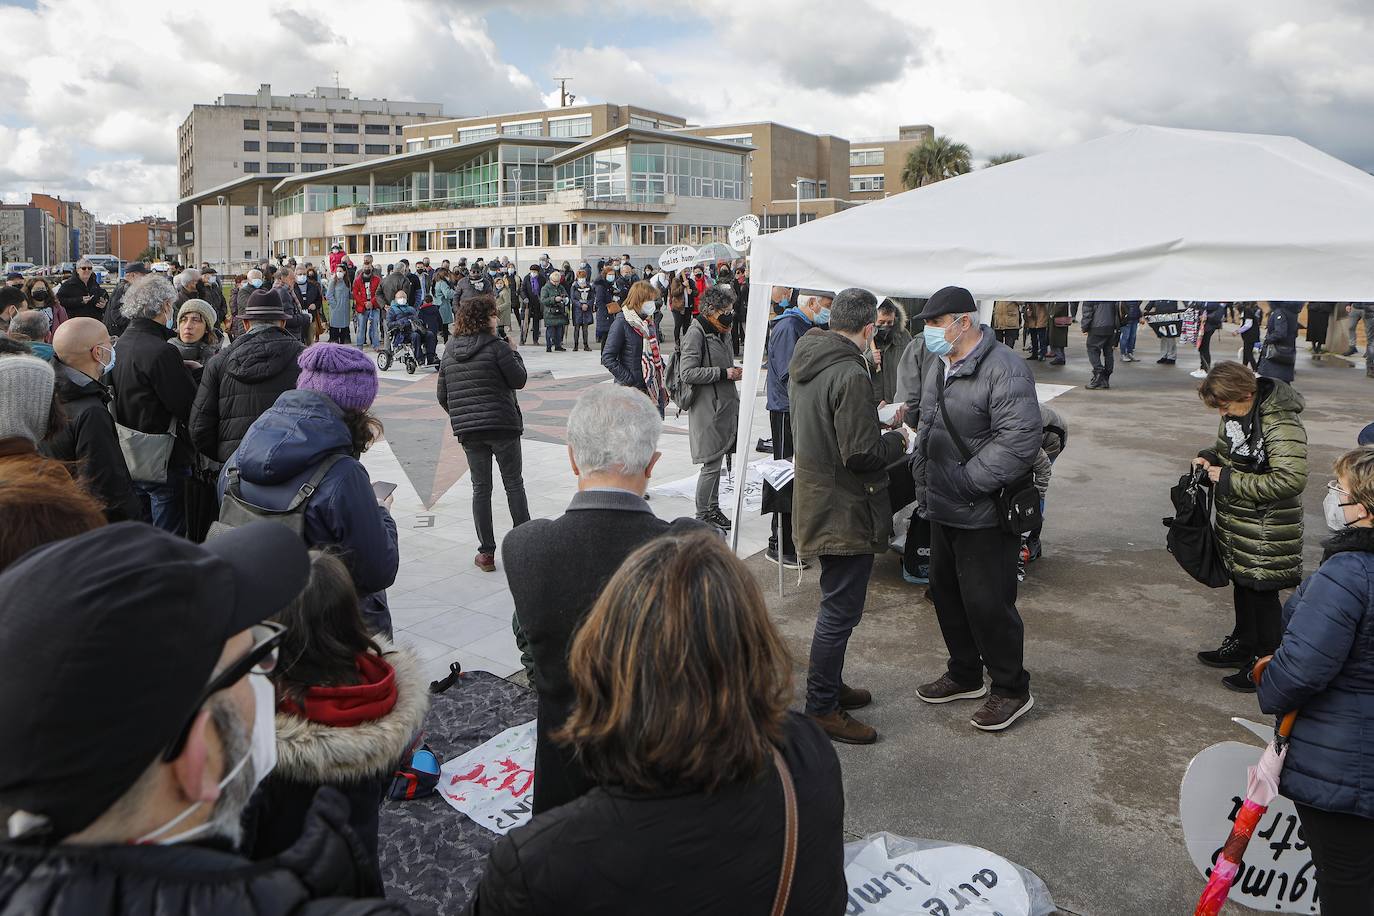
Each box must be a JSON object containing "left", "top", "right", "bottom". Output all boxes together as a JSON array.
[
  {"left": 901, "top": 135, "right": 972, "bottom": 189},
  {"left": 986, "top": 152, "right": 1024, "bottom": 167}
]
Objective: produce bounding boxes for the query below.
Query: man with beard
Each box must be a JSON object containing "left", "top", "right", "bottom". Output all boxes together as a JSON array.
[{"left": 0, "top": 521, "right": 403, "bottom": 914}]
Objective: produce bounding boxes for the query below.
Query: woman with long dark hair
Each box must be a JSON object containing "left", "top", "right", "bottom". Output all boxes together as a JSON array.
[
  {"left": 244, "top": 550, "right": 428, "bottom": 881},
  {"left": 470, "top": 530, "right": 846, "bottom": 915}
]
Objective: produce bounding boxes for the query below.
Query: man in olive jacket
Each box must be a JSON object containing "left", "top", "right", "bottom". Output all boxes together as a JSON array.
[
  {"left": 913, "top": 286, "right": 1042, "bottom": 732},
  {"left": 790, "top": 287, "right": 909, "bottom": 745}
]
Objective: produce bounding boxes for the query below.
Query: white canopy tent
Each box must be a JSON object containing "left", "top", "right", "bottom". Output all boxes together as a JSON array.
[{"left": 730, "top": 125, "right": 1374, "bottom": 549}]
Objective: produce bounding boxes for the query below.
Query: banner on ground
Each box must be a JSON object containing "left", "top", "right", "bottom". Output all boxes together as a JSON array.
[
  {"left": 438, "top": 719, "right": 537, "bottom": 835},
  {"left": 649, "top": 459, "right": 768, "bottom": 510},
  {"left": 1180, "top": 740, "right": 1317, "bottom": 912},
  {"left": 843, "top": 833, "right": 1053, "bottom": 916}
]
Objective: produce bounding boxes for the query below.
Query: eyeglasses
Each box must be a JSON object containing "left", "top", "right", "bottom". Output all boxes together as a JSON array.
[
  {"left": 161, "top": 621, "right": 285, "bottom": 762},
  {"left": 77, "top": 267, "right": 92, "bottom": 272}
]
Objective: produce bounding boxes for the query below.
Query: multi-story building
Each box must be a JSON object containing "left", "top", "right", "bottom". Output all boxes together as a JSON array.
[
  {"left": 92, "top": 222, "right": 111, "bottom": 255},
  {"left": 845, "top": 124, "right": 934, "bottom": 203},
  {"left": 0, "top": 204, "right": 59, "bottom": 267},
  {"left": 176, "top": 84, "right": 444, "bottom": 269},
  {"left": 105, "top": 217, "right": 176, "bottom": 262},
  {"left": 401, "top": 103, "right": 686, "bottom": 152},
  {"left": 28, "top": 194, "right": 98, "bottom": 262}
]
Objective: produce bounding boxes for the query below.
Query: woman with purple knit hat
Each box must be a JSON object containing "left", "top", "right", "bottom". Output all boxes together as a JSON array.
[{"left": 220, "top": 342, "right": 400, "bottom": 635}]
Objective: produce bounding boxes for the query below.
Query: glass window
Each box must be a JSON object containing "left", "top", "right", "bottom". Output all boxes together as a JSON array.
[
  {"left": 502, "top": 121, "right": 542, "bottom": 137},
  {"left": 334, "top": 122, "right": 358, "bottom": 134},
  {"left": 301, "top": 163, "right": 327, "bottom": 172},
  {"left": 459, "top": 125, "right": 498, "bottom": 143},
  {"left": 365, "top": 123, "right": 390, "bottom": 135},
  {"left": 243, "top": 119, "right": 260, "bottom": 130},
  {"left": 243, "top": 140, "right": 260, "bottom": 151},
  {"left": 427, "top": 136, "right": 453, "bottom": 148},
  {"left": 267, "top": 141, "right": 294, "bottom": 152},
  {"left": 301, "top": 122, "right": 326, "bottom": 133},
  {"left": 560, "top": 223, "right": 578, "bottom": 246},
  {"left": 243, "top": 205, "right": 258, "bottom": 216},
  {"left": 266, "top": 162, "right": 295, "bottom": 174},
  {"left": 244, "top": 225, "right": 259, "bottom": 237},
  {"left": 850, "top": 149, "right": 884, "bottom": 167},
  {"left": 364, "top": 144, "right": 390, "bottom": 155},
  {"left": 850, "top": 175, "right": 885, "bottom": 192},
  {"left": 334, "top": 143, "right": 358, "bottom": 154},
  {"left": 522, "top": 225, "right": 539, "bottom": 246},
  {"left": 243, "top": 161, "right": 261, "bottom": 173},
  {"left": 549, "top": 116, "right": 592, "bottom": 138},
  {"left": 266, "top": 120, "right": 294, "bottom": 132},
  {"left": 301, "top": 142, "right": 327, "bottom": 153},
  {"left": 395, "top": 125, "right": 404, "bottom": 135},
  {"left": 630, "top": 116, "right": 657, "bottom": 130}
]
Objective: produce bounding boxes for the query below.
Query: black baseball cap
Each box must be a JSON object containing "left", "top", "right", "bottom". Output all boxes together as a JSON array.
[
  {"left": 917, "top": 285, "right": 977, "bottom": 320},
  {"left": 0, "top": 521, "right": 310, "bottom": 842},
  {"left": 123, "top": 262, "right": 150, "bottom": 276}
]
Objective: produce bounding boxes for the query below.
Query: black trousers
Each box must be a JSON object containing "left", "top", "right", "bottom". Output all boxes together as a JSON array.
[
  {"left": 1232, "top": 582, "right": 1282, "bottom": 657},
  {"left": 994, "top": 328, "right": 1019, "bottom": 348},
  {"left": 417, "top": 308, "right": 441, "bottom": 363},
  {"left": 1293, "top": 802, "right": 1374, "bottom": 915},
  {"left": 672, "top": 309, "right": 691, "bottom": 347},
  {"left": 327, "top": 325, "right": 351, "bottom": 344},
  {"left": 731, "top": 308, "right": 746, "bottom": 354},
  {"left": 461, "top": 436, "right": 531, "bottom": 554},
  {"left": 1087, "top": 331, "right": 1115, "bottom": 377},
  {"left": 768, "top": 410, "right": 795, "bottom": 557},
  {"left": 806, "top": 553, "right": 875, "bottom": 715},
  {"left": 1199, "top": 325, "right": 1218, "bottom": 370},
  {"left": 572, "top": 324, "right": 591, "bottom": 349},
  {"left": 929, "top": 522, "right": 1030, "bottom": 696}
]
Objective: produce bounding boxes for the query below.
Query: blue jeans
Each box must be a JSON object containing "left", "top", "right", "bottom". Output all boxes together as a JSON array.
[
  {"left": 1029, "top": 327, "right": 1047, "bottom": 359},
  {"left": 134, "top": 471, "right": 187, "bottom": 536},
  {"left": 355, "top": 309, "right": 381, "bottom": 348},
  {"left": 545, "top": 324, "right": 565, "bottom": 350},
  {"left": 1118, "top": 321, "right": 1138, "bottom": 356}
]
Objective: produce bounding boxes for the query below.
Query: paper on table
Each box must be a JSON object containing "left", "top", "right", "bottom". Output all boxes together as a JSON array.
[{"left": 877, "top": 402, "right": 901, "bottom": 425}]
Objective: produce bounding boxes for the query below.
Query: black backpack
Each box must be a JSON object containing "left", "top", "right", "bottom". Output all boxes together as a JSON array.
[{"left": 206, "top": 454, "right": 346, "bottom": 541}]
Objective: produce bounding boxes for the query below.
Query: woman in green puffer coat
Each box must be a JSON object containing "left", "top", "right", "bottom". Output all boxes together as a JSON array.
[{"left": 1193, "top": 361, "right": 1308, "bottom": 692}]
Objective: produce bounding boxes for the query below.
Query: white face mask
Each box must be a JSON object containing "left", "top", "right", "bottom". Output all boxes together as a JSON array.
[
  {"left": 396, "top": 297, "right": 407, "bottom": 306},
  {"left": 136, "top": 674, "right": 276, "bottom": 846},
  {"left": 1324, "top": 488, "right": 1363, "bottom": 532}
]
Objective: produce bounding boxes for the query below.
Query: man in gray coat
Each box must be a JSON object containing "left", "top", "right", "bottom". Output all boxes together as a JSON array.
[
  {"left": 1080, "top": 299, "right": 1122, "bottom": 390},
  {"left": 680, "top": 286, "right": 741, "bottom": 528},
  {"left": 914, "top": 286, "right": 1042, "bottom": 732},
  {"left": 790, "top": 287, "right": 910, "bottom": 745}
]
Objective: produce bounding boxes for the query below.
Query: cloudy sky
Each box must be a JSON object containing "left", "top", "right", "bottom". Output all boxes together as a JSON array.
[{"left": 1, "top": 0, "right": 1371, "bottom": 223}]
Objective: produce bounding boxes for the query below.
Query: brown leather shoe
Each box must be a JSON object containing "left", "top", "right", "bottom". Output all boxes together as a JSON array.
[
  {"left": 970, "top": 693, "right": 1035, "bottom": 732},
  {"left": 474, "top": 552, "right": 496, "bottom": 573},
  {"left": 916, "top": 674, "right": 989, "bottom": 705},
  {"left": 809, "top": 709, "right": 878, "bottom": 745},
  {"left": 839, "top": 683, "right": 871, "bottom": 710}
]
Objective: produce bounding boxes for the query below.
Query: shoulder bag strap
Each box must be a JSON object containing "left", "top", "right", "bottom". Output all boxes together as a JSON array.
[
  {"left": 282, "top": 453, "right": 349, "bottom": 511},
  {"left": 935, "top": 367, "right": 975, "bottom": 463},
  {"left": 769, "top": 746, "right": 798, "bottom": 916}
]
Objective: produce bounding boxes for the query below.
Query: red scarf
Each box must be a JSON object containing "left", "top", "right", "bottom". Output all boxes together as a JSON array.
[{"left": 280, "top": 651, "right": 398, "bottom": 727}]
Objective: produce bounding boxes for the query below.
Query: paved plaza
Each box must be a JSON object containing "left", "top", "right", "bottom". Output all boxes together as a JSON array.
[{"left": 362, "top": 331, "right": 1370, "bottom": 916}]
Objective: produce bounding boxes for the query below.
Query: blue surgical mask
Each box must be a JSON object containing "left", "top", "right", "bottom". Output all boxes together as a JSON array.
[
  {"left": 98, "top": 345, "right": 116, "bottom": 375},
  {"left": 924, "top": 318, "right": 968, "bottom": 357},
  {"left": 814, "top": 307, "right": 831, "bottom": 326},
  {"left": 250, "top": 278, "right": 264, "bottom": 288}
]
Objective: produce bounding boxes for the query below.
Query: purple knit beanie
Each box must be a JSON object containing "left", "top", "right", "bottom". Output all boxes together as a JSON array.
[{"left": 296, "top": 343, "right": 379, "bottom": 412}]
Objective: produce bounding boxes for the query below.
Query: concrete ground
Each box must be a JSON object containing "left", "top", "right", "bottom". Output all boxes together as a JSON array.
[{"left": 758, "top": 338, "right": 1369, "bottom": 916}]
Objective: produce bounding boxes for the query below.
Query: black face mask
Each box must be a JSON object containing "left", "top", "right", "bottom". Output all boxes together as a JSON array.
[
  {"left": 874, "top": 327, "right": 893, "bottom": 346},
  {"left": 362, "top": 269, "right": 373, "bottom": 277},
  {"left": 716, "top": 312, "right": 735, "bottom": 328},
  {"left": 31, "top": 289, "right": 49, "bottom": 302},
  {"left": 307, "top": 272, "right": 317, "bottom": 281}
]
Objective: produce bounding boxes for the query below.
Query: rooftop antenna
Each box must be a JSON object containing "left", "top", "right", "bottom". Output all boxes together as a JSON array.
[
  {"left": 333, "top": 71, "right": 341, "bottom": 93},
  {"left": 555, "top": 77, "right": 574, "bottom": 108}
]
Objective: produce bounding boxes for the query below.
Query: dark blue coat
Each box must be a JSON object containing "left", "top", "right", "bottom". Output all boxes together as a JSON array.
[
  {"left": 570, "top": 281, "right": 596, "bottom": 326},
  {"left": 592, "top": 279, "right": 617, "bottom": 339},
  {"left": 1258, "top": 301, "right": 1301, "bottom": 383},
  {"left": 765, "top": 309, "right": 813, "bottom": 412},
  {"left": 1258, "top": 527, "right": 1374, "bottom": 818},
  {"left": 220, "top": 389, "right": 399, "bottom": 633},
  {"left": 601, "top": 314, "right": 646, "bottom": 391}
]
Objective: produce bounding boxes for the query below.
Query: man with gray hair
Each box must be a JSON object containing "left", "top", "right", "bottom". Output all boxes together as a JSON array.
[
  {"left": 173, "top": 268, "right": 204, "bottom": 318},
  {"left": 502, "top": 385, "right": 704, "bottom": 815},
  {"left": 56, "top": 258, "right": 109, "bottom": 322},
  {"left": 790, "top": 287, "right": 910, "bottom": 745},
  {"left": 111, "top": 274, "right": 198, "bottom": 533},
  {"left": 7, "top": 310, "right": 54, "bottom": 360}
]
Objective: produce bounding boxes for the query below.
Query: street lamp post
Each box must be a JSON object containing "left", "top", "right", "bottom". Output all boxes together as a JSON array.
[
  {"left": 789, "top": 177, "right": 805, "bottom": 228},
  {"left": 217, "top": 195, "right": 228, "bottom": 275},
  {"left": 512, "top": 166, "right": 522, "bottom": 269}
]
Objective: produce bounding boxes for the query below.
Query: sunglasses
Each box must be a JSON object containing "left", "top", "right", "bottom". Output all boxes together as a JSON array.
[
  {"left": 161, "top": 621, "right": 285, "bottom": 762},
  {"left": 77, "top": 267, "right": 92, "bottom": 272}
]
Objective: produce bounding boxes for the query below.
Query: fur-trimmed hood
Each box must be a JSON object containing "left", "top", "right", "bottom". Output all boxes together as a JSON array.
[{"left": 273, "top": 639, "right": 430, "bottom": 784}]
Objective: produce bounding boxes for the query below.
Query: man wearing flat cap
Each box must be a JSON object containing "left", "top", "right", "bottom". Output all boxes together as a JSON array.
[
  {"left": 0, "top": 521, "right": 403, "bottom": 913},
  {"left": 912, "top": 286, "right": 1042, "bottom": 732}
]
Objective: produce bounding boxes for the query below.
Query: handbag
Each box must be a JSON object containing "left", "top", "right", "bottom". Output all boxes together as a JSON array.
[
  {"left": 1053, "top": 315, "right": 1072, "bottom": 328},
  {"left": 769, "top": 747, "right": 798, "bottom": 916},
  {"left": 108, "top": 392, "right": 177, "bottom": 485},
  {"left": 936, "top": 374, "right": 1042, "bottom": 535}
]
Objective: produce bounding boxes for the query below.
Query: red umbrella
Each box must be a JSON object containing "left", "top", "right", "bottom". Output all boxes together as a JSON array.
[{"left": 1193, "top": 657, "right": 1298, "bottom": 916}]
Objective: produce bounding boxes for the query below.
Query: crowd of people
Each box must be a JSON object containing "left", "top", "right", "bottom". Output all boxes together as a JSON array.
[{"left": 1, "top": 243, "right": 1373, "bottom": 915}]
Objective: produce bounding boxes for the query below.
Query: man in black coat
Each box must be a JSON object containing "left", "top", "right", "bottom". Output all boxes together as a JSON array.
[
  {"left": 43, "top": 318, "right": 140, "bottom": 521},
  {"left": 108, "top": 274, "right": 199, "bottom": 534},
  {"left": 519, "top": 265, "right": 544, "bottom": 345},
  {"left": 104, "top": 262, "right": 150, "bottom": 339},
  {"left": 190, "top": 290, "right": 304, "bottom": 464},
  {"left": 56, "top": 259, "right": 109, "bottom": 321},
  {"left": 501, "top": 385, "right": 702, "bottom": 814}
]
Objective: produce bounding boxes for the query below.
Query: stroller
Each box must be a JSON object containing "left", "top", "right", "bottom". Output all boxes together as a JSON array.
[{"left": 378, "top": 317, "right": 421, "bottom": 374}]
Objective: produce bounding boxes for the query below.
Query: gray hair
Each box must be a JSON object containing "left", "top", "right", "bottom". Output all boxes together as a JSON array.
[
  {"left": 567, "top": 385, "right": 662, "bottom": 476},
  {"left": 121, "top": 275, "right": 176, "bottom": 320},
  {"left": 9, "top": 309, "right": 50, "bottom": 341},
  {"left": 700, "top": 286, "right": 735, "bottom": 315},
  {"left": 247, "top": 268, "right": 263, "bottom": 281},
  {"left": 175, "top": 268, "right": 201, "bottom": 289},
  {"left": 829, "top": 287, "right": 879, "bottom": 333},
  {"left": 75, "top": 258, "right": 93, "bottom": 269}
]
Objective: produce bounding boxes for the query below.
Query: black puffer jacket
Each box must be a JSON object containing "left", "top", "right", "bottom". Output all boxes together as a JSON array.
[
  {"left": 189, "top": 325, "right": 304, "bottom": 463},
  {"left": 0, "top": 788, "right": 405, "bottom": 916},
  {"left": 40, "top": 363, "right": 141, "bottom": 521},
  {"left": 436, "top": 332, "right": 526, "bottom": 442}
]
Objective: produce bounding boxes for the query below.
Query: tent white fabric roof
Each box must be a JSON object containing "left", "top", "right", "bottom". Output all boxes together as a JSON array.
[{"left": 728, "top": 125, "right": 1374, "bottom": 549}]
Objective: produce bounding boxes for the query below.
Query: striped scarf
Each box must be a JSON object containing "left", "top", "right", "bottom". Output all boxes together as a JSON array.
[{"left": 622, "top": 307, "right": 666, "bottom": 410}]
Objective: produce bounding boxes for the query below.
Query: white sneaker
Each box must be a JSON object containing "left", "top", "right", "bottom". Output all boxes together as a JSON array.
[{"left": 1189, "top": 369, "right": 1208, "bottom": 379}]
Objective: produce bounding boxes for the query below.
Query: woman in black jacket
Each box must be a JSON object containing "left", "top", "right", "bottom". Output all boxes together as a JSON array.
[
  {"left": 468, "top": 531, "right": 846, "bottom": 916},
  {"left": 435, "top": 293, "right": 530, "bottom": 573}
]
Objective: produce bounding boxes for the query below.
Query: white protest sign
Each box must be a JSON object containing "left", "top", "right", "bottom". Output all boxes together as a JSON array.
[
  {"left": 728, "top": 214, "right": 760, "bottom": 253},
  {"left": 844, "top": 835, "right": 1032, "bottom": 916},
  {"left": 1180, "top": 741, "right": 1318, "bottom": 913},
  {"left": 438, "top": 719, "right": 537, "bottom": 835},
  {"left": 658, "top": 244, "right": 698, "bottom": 272}
]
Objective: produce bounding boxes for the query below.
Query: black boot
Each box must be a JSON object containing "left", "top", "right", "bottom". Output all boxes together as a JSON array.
[{"left": 1086, "top": 373, "right": 1103, "bottom": 390}]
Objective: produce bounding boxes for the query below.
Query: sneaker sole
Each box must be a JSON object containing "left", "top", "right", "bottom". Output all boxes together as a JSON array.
[
  {"left": 971, "top": 694, "right": 1035, "bottom": 731},
  {"left": 917, "top": 684, "right": 989, "bottom": 705},
  {"left": 1197, "top": 656, "right": 1250, "bottom": 670},
  {"left": 764, "top": 554, "right": 808, "bottom": 570}
]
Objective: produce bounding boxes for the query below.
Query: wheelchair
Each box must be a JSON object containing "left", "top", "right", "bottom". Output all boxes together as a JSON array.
[{"left": 377, "top": 318, "right": 421, "bottom": 374}]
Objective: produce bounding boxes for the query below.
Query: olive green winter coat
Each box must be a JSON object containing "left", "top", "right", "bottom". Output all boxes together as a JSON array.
[{"left": 1204, "top": 378, "right": 1308, "bottom": 591}]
